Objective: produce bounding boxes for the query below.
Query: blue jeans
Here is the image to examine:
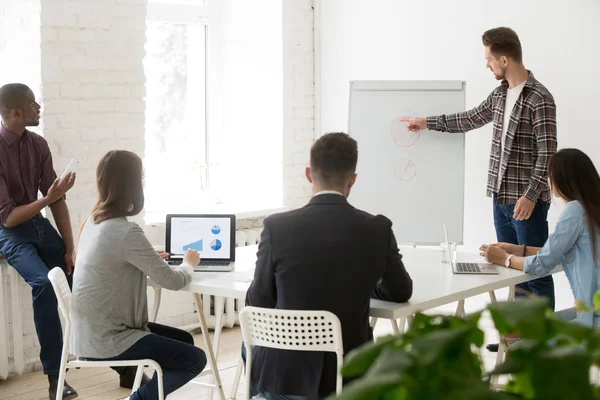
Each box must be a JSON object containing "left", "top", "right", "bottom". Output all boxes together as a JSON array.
[
  {"left": 493, "top": 195, "right": 555, "bottom": 310},
  {"left": 90, "top": 323, "right": 207, "bottom": 400},
  {"left": 241, "top": 344, "right": 322, "bottom": 400},
  {"left": 0, "top": 215, "right": 69, "bottom": 375}
]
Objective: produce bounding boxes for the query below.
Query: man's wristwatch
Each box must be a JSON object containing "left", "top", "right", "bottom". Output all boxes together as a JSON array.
[{"left": 505, "top": 254, "right": 514, "bottom": 268}]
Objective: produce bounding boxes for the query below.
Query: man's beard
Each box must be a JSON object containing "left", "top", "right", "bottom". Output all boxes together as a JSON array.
[{"left": 493, "top": 68, "right": 506, "bottom": 80}]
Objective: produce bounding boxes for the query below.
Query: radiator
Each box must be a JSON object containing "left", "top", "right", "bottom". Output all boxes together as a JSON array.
[
  {"left": 0, "top": 260, "right": 25, "bottom": 379},
  {"left": 195, "top": 228, "right": 262, "bottom": 329}
]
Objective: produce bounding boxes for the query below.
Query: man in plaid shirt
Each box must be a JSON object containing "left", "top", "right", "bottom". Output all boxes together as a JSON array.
[{"left": 402, "top": 27, "right": 557, "bottom": 341}]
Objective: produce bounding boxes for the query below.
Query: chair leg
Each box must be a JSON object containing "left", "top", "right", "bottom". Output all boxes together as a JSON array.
[
  {"left": 56, "top": 368, "right": 67, "bottom": 400},
  {"left": 156, "top": 366, "right": 165, "bottom": 400},
  {"left": 244, "top": 349, "right": 252, "bottom": 400},
  {"left": 132, "top": 365, "right": 145, "bottom": 393},
  {"left": 230, "top": 356, "right": 244, "bottom": 399}
]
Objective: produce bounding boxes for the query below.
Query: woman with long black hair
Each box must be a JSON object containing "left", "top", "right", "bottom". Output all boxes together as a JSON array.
[{"left": 481, "top": 148, "right": 600, "bottom": 327}]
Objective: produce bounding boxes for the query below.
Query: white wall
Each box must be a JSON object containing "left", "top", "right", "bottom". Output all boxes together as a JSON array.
[
  {"left": 318, "top": 0, "right": 599, "bottom": 310},
  {"left": 40, "top": 0, "right": 148, "bottom": 234},
  {"left": 319, "top": 0, "right": 600, "bottom": 247},
  {"left": 282, "top": 0, "right": 314, "bottom": 209}
]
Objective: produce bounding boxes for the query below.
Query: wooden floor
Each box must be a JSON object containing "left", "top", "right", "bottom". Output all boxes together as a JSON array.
[{"left": 0, "top": 294, "right": 504, "bottom": 400}]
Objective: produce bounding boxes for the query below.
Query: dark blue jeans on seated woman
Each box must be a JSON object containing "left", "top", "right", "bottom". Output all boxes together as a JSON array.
[
  {"left": 493, "top": 194, "right": 555, "bottom": 311},
  {"left": 89, "top": 323, "right": 207, "bottom": 400}
]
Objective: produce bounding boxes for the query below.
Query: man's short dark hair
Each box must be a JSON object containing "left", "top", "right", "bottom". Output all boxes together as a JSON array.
[
  {"left": 482, "top": 27, "right": 522, "bottom": 63},
  {"left": 0, "top": 83, "right": 31, "bottom": 120},
  {"left": 310, "top": 132, "right": 358, "bottom": 186}
]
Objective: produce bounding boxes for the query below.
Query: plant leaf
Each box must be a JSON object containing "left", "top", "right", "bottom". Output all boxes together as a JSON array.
[
  {"left": 527, "top": 346, "right": 595, "bottom": 400},
  {"left": 329, "top": 373, "right": 403, "bottom": 400},
  {"left": 366, "top": 347, "right": 413, "bottom": 377},
  {"left": 341, "top": 334, "right": 399, "bottom": 377},
  {"left": 488, "top": 298, "right": 549, "bottom": 338},
  {"left": 594, "top": 292, "right": 600, "bottom": 312},
  {"left": 550, "top": 316, "right": 595, "bottom": 343}
]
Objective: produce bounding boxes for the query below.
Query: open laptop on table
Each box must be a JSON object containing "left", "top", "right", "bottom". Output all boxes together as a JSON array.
[
  {"left": 443, "top": 222, "right": 498, "bottom": 275},
  {"left": 165, "top": 214, "right": 236, "bottom": 272}
]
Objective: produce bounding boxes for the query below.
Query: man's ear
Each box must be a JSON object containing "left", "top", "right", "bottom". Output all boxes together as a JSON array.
[
  {"left": 305, "top": 167, "right": 313, "bottom": 184},
  {"left": 348, "top": 173, "right": 357, "bottom": 190}
]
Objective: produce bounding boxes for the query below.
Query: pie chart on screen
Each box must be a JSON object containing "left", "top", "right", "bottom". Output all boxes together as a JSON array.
[
  {"left": 210, "top": 239, "right": 222, "bottom": 251},
  {"left": 211, "top": 225, "right": 221, "bottom": 234}
]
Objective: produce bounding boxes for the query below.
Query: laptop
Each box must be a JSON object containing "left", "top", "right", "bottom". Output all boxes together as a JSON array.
[
  {"left": 165, "top": 214, "right": 236, "bottom": 272},
  {"left": 443, "top": 222, "right": 498, "bottom": 275}
]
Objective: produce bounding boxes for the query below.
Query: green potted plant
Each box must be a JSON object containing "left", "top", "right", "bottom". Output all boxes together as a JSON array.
[{"left": 332, "top": 295, "right": 600, "bottom": 400}]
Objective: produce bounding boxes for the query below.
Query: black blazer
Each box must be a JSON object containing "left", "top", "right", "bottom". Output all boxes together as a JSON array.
[{"left": 246, "top": 194, "right": 413, "bottom": 398}]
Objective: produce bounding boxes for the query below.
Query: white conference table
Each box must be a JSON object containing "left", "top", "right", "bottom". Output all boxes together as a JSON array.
[{"left": 150, "top": 244, "right": 561, "bottom": 398}]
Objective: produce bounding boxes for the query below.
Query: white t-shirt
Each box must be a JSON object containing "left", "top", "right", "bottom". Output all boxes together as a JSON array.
[{"left": 497, "top": 81, "right": 526, "bottom": 191}]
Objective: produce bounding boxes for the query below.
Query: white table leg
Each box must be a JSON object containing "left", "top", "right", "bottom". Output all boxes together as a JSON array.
[
  {"left": 396, "top": 317, "right": 407, "bottom": 333},
  {"left": 193, "top": 293, "right": 226, "bottom": 400},
  {"left": 455, "top": 299, "right": 465, "bottom": 317},
  {"left": 207, "top": 296, "right": 225, "bottom": 400},
  {"left": 212, "top": 297, "right": 225, "bottom": 354},
  {"left": 406, "top": 314, "right": 413, "bottom": 328},
  {"left": 369, "top": 317, "right": 378, "bottom": 328},
  {"left": 391, "top": 318, "right": 401, "bottom": 334},
  {"left": 488, "top": 290, "right": 497, "bottom": 303},
  {"left": 491, "top": 285, "right": 516, "bottom": 386}
]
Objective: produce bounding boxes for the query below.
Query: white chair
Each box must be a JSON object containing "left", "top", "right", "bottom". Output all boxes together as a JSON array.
[
  {"left": 239, "top": 307, "right": 344, "bottom": 400},
  {"left": 48, "top": 267, "right": 165, "bottom": 400}
]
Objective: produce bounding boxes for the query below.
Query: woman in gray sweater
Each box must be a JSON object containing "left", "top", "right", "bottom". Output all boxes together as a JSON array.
[{"left": 72, "top": 150, "right": 206, "bottom": 400}]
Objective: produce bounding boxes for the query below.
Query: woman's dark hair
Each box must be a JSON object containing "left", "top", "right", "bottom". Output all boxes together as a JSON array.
[
  {"left": 549, "top": 148, "right": 600, "bottom": 259},
  {"left": 91, "top": 150, "right": 144, "bottom": 223}
]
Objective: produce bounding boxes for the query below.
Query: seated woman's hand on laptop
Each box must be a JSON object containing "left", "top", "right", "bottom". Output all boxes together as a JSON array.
[
  {"left": 480, "top": 243, "right": 522, "bottom": 255},
  {"left": 479, "top": 244, "right": 508, "bottom": 265},
  {"left": 155, "top": 250, "right": 169, "bottom": 260},
  {"left": 183, "top": 249, "right": 201, "bottom": 267},
  {"left": 492, "top": 242, "right": 524, "bottom": 255}
]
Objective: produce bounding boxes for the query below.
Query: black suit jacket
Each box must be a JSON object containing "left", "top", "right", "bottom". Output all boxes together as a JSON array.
[{"left": 245, "top": 194, "right": 413, "bottom": 398}]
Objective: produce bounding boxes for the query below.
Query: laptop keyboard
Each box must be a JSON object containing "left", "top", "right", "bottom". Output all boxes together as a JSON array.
[
  {"left": 168, "top": 260, "right": 230, "bottom": 267},
  {"left": 456, "top": 262, "right": 482, "bottom": 273}
]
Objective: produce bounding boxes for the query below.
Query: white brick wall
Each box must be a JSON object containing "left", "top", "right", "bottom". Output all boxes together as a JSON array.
[
  {"left": 1, "top": 0, "right": 315, "bottom": 374},
  {"left": 282, "top": 0, "right": 315, "bottom": 210},
  {"left": 40, "top": 0, "right": 147, "bottom": 232}
]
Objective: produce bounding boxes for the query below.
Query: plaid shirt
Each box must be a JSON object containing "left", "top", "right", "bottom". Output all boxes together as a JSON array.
[{"left": 427, "top": 71, "right": 557, "bottom": 205}]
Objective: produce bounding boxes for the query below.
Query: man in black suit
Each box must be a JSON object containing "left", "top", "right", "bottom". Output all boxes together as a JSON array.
[{"left": 245, "top": 132, "right": 413, "bottom": 399}]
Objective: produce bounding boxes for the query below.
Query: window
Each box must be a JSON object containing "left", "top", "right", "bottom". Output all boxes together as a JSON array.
[
  {"left": 144, "top": 0, "right": 283, "bottom": 223},
  {"left": 144, "top": 20, "right": 207, "bottom": 219}
]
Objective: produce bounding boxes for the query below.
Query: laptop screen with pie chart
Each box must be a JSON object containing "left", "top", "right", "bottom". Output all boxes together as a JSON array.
[{"left": 165, "top": 214, "right": 236, "bottom": 261}]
